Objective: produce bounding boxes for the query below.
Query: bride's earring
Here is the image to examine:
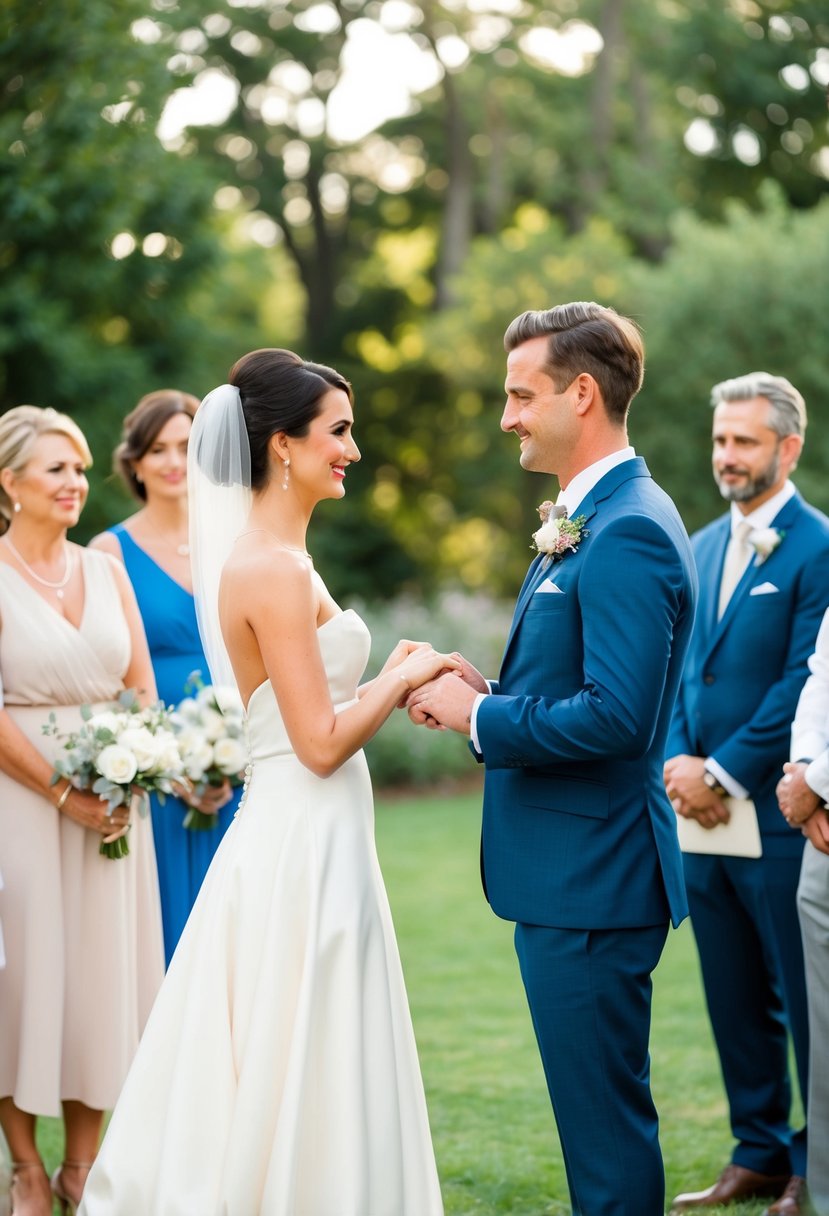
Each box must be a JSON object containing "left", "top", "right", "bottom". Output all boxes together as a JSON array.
[
  {"left": 13, "top": 500, "right": 21, "bottom": 513},
  {"left": 282, "top": 459, "right": 290, "bottom": 491}
]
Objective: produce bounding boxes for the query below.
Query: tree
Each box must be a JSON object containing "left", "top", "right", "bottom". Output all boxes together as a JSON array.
[{"left": 0, "top": 0, "right": 228, "bottom": 533}]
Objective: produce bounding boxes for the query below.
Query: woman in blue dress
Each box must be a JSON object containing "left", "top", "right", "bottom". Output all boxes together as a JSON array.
[{"left": 90, "top": 390, "right": 239, "bottom": 965}]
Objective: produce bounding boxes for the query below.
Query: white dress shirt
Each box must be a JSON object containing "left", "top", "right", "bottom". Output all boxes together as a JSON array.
[
  {"left": 469, "top": 447, "right": 636, "bottom": 751},
  {"left": 705, "top": 480, "right": 796, "bottom": 798},
  {"left": 790, "top": 607, "right": 829, "bottom": 803}
]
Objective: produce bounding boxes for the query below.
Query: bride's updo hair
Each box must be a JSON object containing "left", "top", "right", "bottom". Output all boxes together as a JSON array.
[{"left": 229, "top": 348, "right": 353, "bottom": 491}]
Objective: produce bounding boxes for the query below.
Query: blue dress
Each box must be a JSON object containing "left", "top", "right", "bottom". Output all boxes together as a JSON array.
[{"left": 109, "top": 524, "right": 239, "bottom": 966}]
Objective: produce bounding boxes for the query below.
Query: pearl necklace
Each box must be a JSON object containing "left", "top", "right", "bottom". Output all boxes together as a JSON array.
[
  {"left": 145, "top": 522, "right": 190, "bottom": 557},
  {"left": 150, "top": 528, "right": 189, "bottom": 557},
  {"left": 3, "top": 535, "right": 75, "bottom": 599}
]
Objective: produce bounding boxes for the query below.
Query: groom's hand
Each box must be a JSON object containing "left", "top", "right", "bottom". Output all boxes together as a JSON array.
[
  {"left": 407, "top": 673, "right": 478, "bottom": 734},
  {"left": 452, "top": 654, "right": 489, "bottom": 695}
]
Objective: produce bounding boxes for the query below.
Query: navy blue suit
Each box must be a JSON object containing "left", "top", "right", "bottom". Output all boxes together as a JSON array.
[
  {"left": 477, "top": 458, "right": 696, "bottom": 1216},
  {"left": 668, "top": 490, "right": 829, "bottom": 1178}
]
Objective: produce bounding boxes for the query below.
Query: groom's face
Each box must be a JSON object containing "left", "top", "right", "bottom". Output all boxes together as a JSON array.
[{"left": 502, "top": 336, "right": 578, "bottom": 474}]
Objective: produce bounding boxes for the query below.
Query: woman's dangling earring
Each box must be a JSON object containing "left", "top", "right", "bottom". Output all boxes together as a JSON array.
[
  {"left": 13, "top": 500, "right": 21, "bottom": 514},
  {"left": 282, "top": 458, "right": 290, "bottom": 491}
]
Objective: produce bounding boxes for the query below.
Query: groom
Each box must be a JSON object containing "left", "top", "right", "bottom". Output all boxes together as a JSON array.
[{"left": 409, "top": 302, "right": 697, "bottom": 1215}]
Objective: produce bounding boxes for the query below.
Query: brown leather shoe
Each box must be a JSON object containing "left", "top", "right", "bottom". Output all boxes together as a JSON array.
[
  {"left": 672, "top": 1164, "right": 792, "bottom": 1211},
  {"left": 762, "top": 1176, "right": 808, "bottom": 1216}
]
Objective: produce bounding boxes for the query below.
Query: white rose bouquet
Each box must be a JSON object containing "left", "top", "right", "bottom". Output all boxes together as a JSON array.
[
  {"left": 44, "top": 692, "right": 183, "bottom": 859},
  {"left": 171, "top": 673, "right": 248, "bottom": 830}
]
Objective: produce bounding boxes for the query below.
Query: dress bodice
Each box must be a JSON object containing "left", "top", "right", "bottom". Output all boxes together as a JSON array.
[
  {"left": 0, "top": 548, "right": 129, "bottom": 707},
  {"left": 245, "top": 609, "right": 371, "bottom": 762}
]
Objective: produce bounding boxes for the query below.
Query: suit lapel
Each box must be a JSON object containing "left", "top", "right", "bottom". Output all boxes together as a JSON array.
[
  {"left": 702, "top": 493, "right": 801, "bottom": 660},
  {"left": 698, "top": 519, "right": 732, "bottom": 652},
  {"left": 501, "top": 457, "right": 651, "bottom": 669}
]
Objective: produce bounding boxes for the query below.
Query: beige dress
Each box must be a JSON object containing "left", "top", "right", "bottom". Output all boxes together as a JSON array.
[{"left": 0, "top": 547, "right": 164, "bottom": 1116}]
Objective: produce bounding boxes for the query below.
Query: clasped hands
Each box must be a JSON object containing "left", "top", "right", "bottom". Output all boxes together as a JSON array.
[
  {"left": 56, "top": 781, "right": 134, "bottom": 843},
  {"left": 405, "top": 653, "right": 487, "bottom": 735},
  {"left": 776, "top": 761, "right": 829, "bottom": 855},
  {"left": 663, "top": 755, "right": 730, "bottom": 830}
]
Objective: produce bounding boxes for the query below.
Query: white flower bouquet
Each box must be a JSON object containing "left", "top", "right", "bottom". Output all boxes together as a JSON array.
[
  {"left": 44, "top": 692, "right": 184, "bottom": 859},
  {"left": 171, "top": 673, "right": 248, "bottom": 830}
]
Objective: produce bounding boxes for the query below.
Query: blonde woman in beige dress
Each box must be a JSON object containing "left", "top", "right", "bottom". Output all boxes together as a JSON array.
[{"left": 0, "top": 407, "right": 164, "bottom": 1216}]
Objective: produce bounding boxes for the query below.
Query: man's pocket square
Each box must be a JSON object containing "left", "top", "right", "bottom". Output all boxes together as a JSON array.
[
  {"left": 535, "top": 580, "right": 564, "bottom": 594},
  {"left": 750, "top": 582, "right": 779, "bottom": 596}
]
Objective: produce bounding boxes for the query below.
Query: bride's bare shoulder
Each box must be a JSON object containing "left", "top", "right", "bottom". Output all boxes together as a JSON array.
[{"left": 222, "top": 535, "right": 313, "bottom": 602}]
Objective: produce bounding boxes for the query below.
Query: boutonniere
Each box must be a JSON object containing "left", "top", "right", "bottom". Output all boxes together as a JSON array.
[
  {"left": 748, "top": 527, "right": 784, "bottom": 564},
  {"left": 531, "top": 501, "right": 588, "bottom": 569}
]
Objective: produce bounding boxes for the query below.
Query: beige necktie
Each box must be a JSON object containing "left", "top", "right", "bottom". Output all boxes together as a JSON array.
[{"left": 718, "top": 520, "right": 754, "bottom": 618}]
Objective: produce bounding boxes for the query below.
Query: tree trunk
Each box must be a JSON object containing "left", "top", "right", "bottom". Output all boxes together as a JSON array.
[{"left": 574, "top": 0, "right": 625, "bottom": 230}]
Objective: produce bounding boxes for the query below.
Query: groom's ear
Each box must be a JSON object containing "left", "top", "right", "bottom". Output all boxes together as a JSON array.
[{"left": 573, "top": 373, "right": 601, "bottom": 417}]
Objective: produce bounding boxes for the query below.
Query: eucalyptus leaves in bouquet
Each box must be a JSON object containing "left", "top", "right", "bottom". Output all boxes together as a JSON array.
[
  {"left": 44, "top": 691, "right": 183, "bottom": 858},
  {"left": 171, "top": 672, "right": 248, "bottom": 830}
]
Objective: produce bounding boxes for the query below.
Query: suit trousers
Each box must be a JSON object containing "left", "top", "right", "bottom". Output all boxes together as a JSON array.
[
  {"left": 683, "top": 851, "right": 809, "bottom": 1177},
  {"left": 514, "top": 921, "right": 669, "bottom": 1216},
  {"left": 798, "top": 845, "right": 829, "bottom": 1214}
]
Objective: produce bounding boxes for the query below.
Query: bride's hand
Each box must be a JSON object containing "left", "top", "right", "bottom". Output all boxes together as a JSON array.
[
  {"left": 378, "top": 639, "right": 431, "bottom": 678},
  {"left": 397, "top": 648, "right": 462, "bottom": 693}
]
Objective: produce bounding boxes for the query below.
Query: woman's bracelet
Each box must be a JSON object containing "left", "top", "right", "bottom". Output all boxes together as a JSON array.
[{"left": 55, "top": 780, "right": 72, "bottom": 811}]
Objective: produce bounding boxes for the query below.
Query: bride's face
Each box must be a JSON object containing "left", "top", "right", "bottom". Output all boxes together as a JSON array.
[{"left": 288, "top": 388, "right": 360, "bottom": 501}]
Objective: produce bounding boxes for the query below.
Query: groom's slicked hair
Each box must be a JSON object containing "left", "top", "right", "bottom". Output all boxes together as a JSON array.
[
  {"left": 504, "top": 302, "right": 644, "bottom": 424},
  {"left": 229, "top": 348, "right": 353, "bottom": 491}
]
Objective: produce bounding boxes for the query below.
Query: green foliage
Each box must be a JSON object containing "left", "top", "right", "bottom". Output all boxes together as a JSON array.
[
  {"left": 2, "top": 0, "right": 827, "bottom": 592},
  {"left": 630, "top": 187, "right": 829, "bottom": 534},
  {"left": 0, "top": 0, "right": 217, "bottom": 533},
  {"left": 420, "top": 188, "right": 829, "bottom": 589}
]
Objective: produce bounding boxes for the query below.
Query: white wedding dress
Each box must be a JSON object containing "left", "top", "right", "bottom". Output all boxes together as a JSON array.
[{"left": 79, "top": 608, "right": 443, "bottom": 1216}]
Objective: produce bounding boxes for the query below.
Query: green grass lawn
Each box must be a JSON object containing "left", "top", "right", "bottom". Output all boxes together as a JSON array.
[{"left": 19, "top": 787, "right": 801, "bottom": 1215}]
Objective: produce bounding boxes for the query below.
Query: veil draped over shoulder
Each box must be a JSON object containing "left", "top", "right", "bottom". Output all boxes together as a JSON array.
[{"left": 187, "top": 384, "right": 252, "bottom": 693}]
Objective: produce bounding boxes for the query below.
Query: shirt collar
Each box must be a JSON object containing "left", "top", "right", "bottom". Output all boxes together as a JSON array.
[
  {"left": 557, "top": 447, "right": 636, "bottom": 517},
  {"left": 729, "top": 480, "right": 795, "bottom": 536}
]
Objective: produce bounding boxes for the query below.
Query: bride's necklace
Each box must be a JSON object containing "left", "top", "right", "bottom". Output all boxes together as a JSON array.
[
  {"left": 239, "top": 528, "right": 311, "bottom": 559},
  {"left": 3, "top": 535, "right": 75, "bottom": 599}
]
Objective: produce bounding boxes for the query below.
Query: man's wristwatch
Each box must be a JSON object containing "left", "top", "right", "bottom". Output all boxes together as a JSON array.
[{"left": 702, "top": 768, "right": 727, "bottom": 798}]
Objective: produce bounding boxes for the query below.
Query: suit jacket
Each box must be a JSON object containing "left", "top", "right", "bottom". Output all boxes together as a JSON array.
[
  {"left": 477, "top": 457, "right": 697, "bottom": 930},
  {"left": 668, "top": 490, "right": 829, "bottom": 856}
]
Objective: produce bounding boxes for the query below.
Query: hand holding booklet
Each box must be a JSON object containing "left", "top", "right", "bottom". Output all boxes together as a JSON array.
[{"left": 676, "top": 797, "right": 763, "bottom": 858}]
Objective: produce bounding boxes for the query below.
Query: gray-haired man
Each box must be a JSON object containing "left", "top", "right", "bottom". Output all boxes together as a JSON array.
[{"left": 665, "top": 373, "right": 829, "bottom": 1216}]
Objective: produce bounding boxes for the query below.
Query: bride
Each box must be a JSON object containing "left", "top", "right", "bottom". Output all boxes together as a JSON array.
[{"left": 78, "top": 349, "right": 452, "bottom": 1215}]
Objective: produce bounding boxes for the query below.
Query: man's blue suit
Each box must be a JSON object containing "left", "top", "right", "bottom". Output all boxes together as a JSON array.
[
  {"left": 667, "top": 490, "right": 829, "bottom": 1180},
  {"left": 476, "top": 457, "right": 697, "bottom": 1216}
]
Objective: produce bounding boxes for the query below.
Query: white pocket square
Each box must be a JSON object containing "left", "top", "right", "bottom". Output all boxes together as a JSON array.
[
  {"left": 535, "top": 580, "right": 564, "bottom": 595},
  {"left": 750, "top": 582, "right": 779, "bottom": 596}
]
